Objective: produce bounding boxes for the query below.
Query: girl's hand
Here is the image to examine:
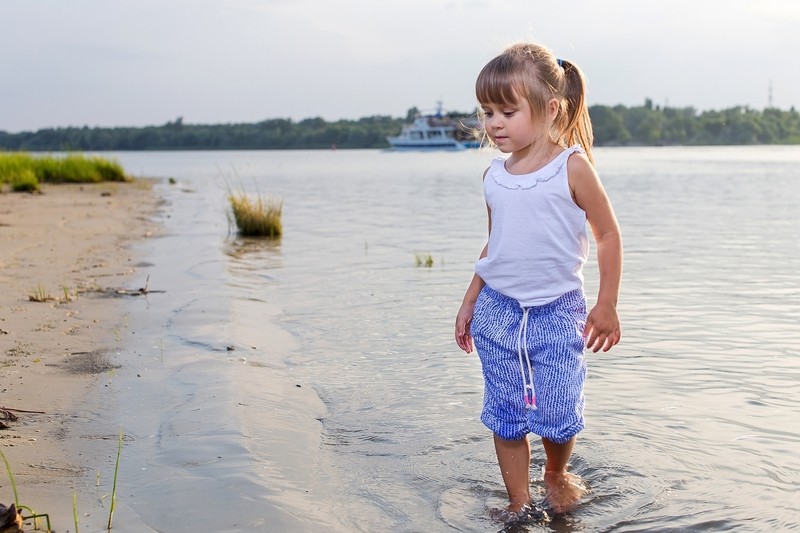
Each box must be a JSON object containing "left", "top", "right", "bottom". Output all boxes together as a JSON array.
[
  {"left": 455, "top": 303, "right": 475, "bottom": 353},
  {"left": 584, "top": 303, "right": 621, "bottom": 352}
]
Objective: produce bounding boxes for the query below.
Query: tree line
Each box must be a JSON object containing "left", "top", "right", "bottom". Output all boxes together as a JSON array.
[
  {"left": 591, "top": 99, "right": 800, "bottom": 145},
  {"left": 2, "top": 101, "right": 799, "bottom": 151}
]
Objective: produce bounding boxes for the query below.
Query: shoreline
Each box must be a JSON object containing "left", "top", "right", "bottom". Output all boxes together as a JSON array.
[
  {"left": 0, "top": 180, "right": 162, "bottom": 529},
  {"left": 0, "top": 177, "right": 341, "bottom": 532}
]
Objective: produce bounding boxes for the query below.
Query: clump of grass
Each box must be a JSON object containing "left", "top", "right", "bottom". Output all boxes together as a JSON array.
[
  {"left": 228, "top": 191, "right": 283, "bottom": 238},
  {"left": 90, "top": 157, "right": 127, "bottom": 182},
  {"left": 35, "top": 154, "right": 127, "bottom": 183},
  {"left": 29, "top": 283, "right": 52, "bottom": 302},
  {"left": 0, "top": 152, "right": 128, "bottom": 191},
  {"left": 0, "top": 153, "right": 34, "bottom": 191},
  {"left": 415, "top": 253, "right": 434, "bottom": 268},
  {"left": 11, "top": 168, "right": 40, "bottom": 192}
]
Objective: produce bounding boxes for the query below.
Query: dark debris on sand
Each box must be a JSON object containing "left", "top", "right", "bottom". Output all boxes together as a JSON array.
[{"left": 0, "top": 503, "right": 23, "bottom": 533}]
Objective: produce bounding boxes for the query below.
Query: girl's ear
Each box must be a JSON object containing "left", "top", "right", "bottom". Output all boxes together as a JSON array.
[{"left": 547, "top": 98, "right": 560, "bottom": 121}]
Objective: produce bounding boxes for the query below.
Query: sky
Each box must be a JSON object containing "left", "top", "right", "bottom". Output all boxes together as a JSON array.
[{"left": 1, "top": 0, "right": 798, "bottom": 132}]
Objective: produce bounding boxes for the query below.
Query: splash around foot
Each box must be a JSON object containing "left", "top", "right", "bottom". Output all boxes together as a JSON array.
[
  {"left": 489, "top": 502, "right": 550, "bottom": 525},
  {"left": 543, "top": 471, "right": 587, "bottom": 514}
]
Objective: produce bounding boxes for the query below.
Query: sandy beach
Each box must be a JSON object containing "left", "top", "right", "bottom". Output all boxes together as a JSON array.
[{"left": 0, "top": 180, "right": 162, "bottom": 530}]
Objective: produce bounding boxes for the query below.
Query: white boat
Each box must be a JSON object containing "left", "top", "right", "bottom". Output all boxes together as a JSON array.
[{"left": 387, "top": 104, "right": 480, "bottom": 151}]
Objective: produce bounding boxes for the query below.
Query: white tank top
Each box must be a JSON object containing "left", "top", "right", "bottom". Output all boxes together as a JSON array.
[{"left": 475, "top": 145, "right": 588, "bottom": 307}]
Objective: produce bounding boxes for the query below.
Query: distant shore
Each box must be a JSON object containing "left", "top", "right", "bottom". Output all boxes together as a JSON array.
[
  {"left": 1, "top": 102, "right": 799, "bottom": 150},
  {"left": 0, "top": 181, "right": 161, "bottom": 528}
]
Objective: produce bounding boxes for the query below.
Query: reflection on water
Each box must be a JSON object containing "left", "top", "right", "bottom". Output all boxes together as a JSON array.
[
  {"left": 108, "top": 146, "right": 800, "bottom": 532},
  {"left": 224, "top": 236, "right": 282, "bottom": 261},
  {"left": 224, "top": 236, "right": 283, "bottom": 287}
]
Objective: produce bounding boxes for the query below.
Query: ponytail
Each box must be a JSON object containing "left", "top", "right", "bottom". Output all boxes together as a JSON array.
[{"left": 557, "top": 59, "right": 594, "bottom": 164}]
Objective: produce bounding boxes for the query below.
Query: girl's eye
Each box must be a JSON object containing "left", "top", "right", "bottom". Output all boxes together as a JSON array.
[{"left": 503, "top": 111, "right": 515, "bottom": 117}]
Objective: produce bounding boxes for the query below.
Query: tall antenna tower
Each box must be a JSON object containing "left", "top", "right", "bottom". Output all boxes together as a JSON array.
[{"left": 768, "top": 79, "right": 774, "bottom": 108}]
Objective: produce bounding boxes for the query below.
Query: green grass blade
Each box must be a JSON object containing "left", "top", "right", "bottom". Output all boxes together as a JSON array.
[
  {"left": 107, "top": 429, "right": 123, "bottom": 530},
  {"left": 0, "top": 448, "right": 20, "bottom": 507}
]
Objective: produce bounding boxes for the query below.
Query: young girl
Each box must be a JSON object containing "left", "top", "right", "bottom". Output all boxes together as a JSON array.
[{"left": 455, "top": 43, "right": 622, "bottom": 520}]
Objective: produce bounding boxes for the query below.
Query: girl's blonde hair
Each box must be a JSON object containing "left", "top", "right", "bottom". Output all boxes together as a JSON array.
[{"left": 476, "top": 43, "right": 594, "bottom": 163}]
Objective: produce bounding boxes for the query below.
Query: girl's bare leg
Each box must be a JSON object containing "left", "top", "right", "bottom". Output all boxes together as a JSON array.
[
  {"left": 493, "top": 433, "right": 532, "bottom": 511},
  {"left": 541, "top": 436, "right": 586, "bottom": 513}
]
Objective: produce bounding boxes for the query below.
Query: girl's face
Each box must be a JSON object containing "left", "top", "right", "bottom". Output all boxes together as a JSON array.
[{"left": 480, "top": 93, "right": 557, "bottom": 155}]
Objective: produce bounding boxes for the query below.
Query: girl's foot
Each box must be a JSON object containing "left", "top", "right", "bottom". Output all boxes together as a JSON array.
[
  {"left": 489, "top": 501, "right": 550, "bottom": 524},
  {"left": 543, "top": 471, "right": 586, "bottom": 514},
  {"left": 490, "top": 503, "right": 529, "bottom": 524},
  {"left": 489, "top": 502, "right": 529, "bottom": 524}
]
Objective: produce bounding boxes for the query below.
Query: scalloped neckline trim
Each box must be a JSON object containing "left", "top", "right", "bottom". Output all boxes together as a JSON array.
[{"left": 488, "top": 145, "right": 582, "bottom": 191}]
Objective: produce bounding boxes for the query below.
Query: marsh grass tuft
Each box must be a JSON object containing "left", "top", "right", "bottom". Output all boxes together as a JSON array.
[
  {"left": 415, "top": 253, "right": 434, "bottom": 268},
  {"left": 11, "top": 168, "right": 40, "bottom": 192},
  {"left": 29, "top": 283, "right": 52, "bottom": 302},
  {"left": 0, "top": 152, "right": 128, "bottom": 192},
  {"left": 228, "top": 190, "right": 283, "bottom": 238}
]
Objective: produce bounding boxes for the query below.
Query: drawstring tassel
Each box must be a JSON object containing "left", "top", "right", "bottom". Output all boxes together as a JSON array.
[
  {"left": 517, "top": 308, "right": 537, "bottom": 411},
  {"left": 525, "top": 385, "right": 537, "bottom": 411}
]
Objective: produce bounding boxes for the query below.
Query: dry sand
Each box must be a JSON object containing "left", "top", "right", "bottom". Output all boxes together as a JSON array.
[{"left": 0, "top": 180, "right": 162, "bottom": 530}]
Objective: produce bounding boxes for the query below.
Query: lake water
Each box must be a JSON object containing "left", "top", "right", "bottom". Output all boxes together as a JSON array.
[{"left": 85, "top": 146, "right": 799, "bottom": 532}]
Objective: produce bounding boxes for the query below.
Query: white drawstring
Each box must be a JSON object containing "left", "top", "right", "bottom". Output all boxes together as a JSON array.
[{"left": 516, "top": 307, "right": 537, "bottom": 410}]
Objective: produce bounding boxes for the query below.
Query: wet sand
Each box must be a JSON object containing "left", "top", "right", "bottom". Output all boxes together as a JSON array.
[{"left": 0, "top": 181, "right": 161, "bottom": 529}]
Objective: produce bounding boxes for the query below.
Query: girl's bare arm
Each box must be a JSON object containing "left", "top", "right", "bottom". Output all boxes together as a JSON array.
[{"left": 568, "top": 154, "right": 623, "bottom": 352}]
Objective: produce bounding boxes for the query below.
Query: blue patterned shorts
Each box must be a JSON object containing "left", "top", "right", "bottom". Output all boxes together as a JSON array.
[{"left": 471, "top": 285, "right": 587, "bottom": 443}]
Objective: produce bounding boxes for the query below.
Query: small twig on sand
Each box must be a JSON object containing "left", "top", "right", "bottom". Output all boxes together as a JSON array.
[
  {"left": 1, "top": 407, "right": 46, "bottom": 415},
  {"left": 114, "top": 275, "right": 165, "bottom": 296},
  {"left": 1, "top": 407, "right": 46, "bottom": 429}
]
